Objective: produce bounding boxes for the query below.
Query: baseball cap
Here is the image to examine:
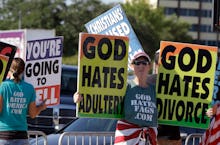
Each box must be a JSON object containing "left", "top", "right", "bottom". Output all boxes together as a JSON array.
[{"left": 131, "top": 51, "right": 151, "bottom": 63}]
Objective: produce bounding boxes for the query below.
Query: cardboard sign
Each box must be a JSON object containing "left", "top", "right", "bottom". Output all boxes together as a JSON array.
[
  {"left": 85, "top": 4, "right": 143, "bottom": 64},
  {"left": 24, "top": 37, "right": 63, "bottom": 106},
  {"left": 77, "top": 33, "right": 129, "bottom": 119},
  {"left": 0, "top": 30, "right": 25, "bottom": 59},
  {"left": 157, "top": 41, "right": 217, "bottom": 129}
]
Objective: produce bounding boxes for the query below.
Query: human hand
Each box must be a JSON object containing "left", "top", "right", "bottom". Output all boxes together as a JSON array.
[
  {"left": 73, "top": 92, "right": 83, "bottom": 103},
  {"left": 206, "top": 108, "right": 214, "bottom": 118},
  {"left": 40, "top": 99, "right": 47, "bottom": 111},
  {"left": 206, "top": 104, "right": 218, "bottom": 118}
]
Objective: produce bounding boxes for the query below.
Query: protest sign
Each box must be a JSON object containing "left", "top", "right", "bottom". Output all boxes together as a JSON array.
[
  {"left": 24, "top": 37, "right": 63, "bottom": 106},
  {"left": 0, "top": 30, "right": 24, "bottom": 59},
  {"left": 77, "top": 33, "right": 129, "bottom": 119},
  {"left": 156, "top": 41, "right": 217, "bottom": 129},
  {"left": 85, "top": 4, "right": 144, "bottom": 64},
  {"left": 0, "top": 41, "right": 17, "bottom": 81}
]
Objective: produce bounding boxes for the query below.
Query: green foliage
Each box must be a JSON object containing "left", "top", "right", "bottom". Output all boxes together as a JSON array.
[
  {"left": 57, "top": 0, "right": 112, "bottom": 56},
  {"left": 122, "top": 0, "right": 192, "bottom": 58},
  {"left": 62, "top": 53, "right": 78, "bottom": 65},
  {"left": 0, "top": 0, "right": 192, "bottom": 64}
]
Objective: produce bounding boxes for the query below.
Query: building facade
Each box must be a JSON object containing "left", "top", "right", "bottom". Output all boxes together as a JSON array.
[{"left": 157, "top": 0, "right": 220, "bottom": 47}]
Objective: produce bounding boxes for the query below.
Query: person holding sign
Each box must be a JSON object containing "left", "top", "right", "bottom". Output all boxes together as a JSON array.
[
  {"left": 114, "top": 51, "right": 158, "bottom": 145},
  {"left": 0, "top": 58, "right": 47, "bottom": 145},
  {"left": 74, "top": 51, "right": 158, "bottom": 145}
]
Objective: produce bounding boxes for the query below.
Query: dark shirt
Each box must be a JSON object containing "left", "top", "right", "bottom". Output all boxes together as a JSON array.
[
  {"left": 147, "top": 74, "right": 181, "bottom": 140},
  {"left": 158, "top": 125, "right": 181, "bottom": 140}
]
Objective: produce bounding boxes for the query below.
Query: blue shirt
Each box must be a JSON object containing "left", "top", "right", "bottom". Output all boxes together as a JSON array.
[
  {"left": 124, "top": 83, "right": 158, "bottom": 127},
  {"left": 0, "top": 79, "right": 36, "bottom": 131}
]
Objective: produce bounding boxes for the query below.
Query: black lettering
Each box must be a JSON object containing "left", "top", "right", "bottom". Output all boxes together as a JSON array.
[
  {"left": 201, "top": 103, "right": 208, "bottom": 124},
  {"left": 161, "top": 45, "right": 176, "bottom": 70},
  {"left": 108, "top": 95, "right": 113, "bottom": 114},
  {"left": 102, "top": 67, "right": 110, "bottom": 88},
  {"left": 183, "top": 76, "right": 192, "bottom": 96},
  {"left": 158, "top": 73, "right": 170, "bottom": 94},
  {"left": 191, "top": 77, "right": 200, "bottom": 98},
  {"left": 98, "top": 95, "right": 103, "bottom": 113},
  {"left": 83, "top": 36, "right": 95, "bottom": 59},
  {"left": 194, "top": 102, "right": 201, "bottom": 123},
  {"left": 25, "top": 63, "right": 32, "bottom": 77},
  {"left": 185, "top": 101, "right": 194, "bottom": 122},
  {"left": 162, "top": 99, "right": 167, "bottom": 119},
  {"left": 110, "top": 68, "right": 116, "bottom": 88},
  {"left": 117, "top": 68, "right": 124, "bottom": 89},
  {"left": 168, "top": 99, "right": 176, "bottom": 120},
  {"left": 114, "top": 96, "right": 119, "bottom": 114},
  {"left": 92, "top": 67, "right": 101, "bottom": 87},
  {"left": 178, "top": 47, "right": 195, "bottom": 71},
  {"left": 169, "top": 75, "right": 181, "bottom": 96},
  {"left": 197, "top": 49, "right": 212, "bottom": 73},
  {"left": 156, "top": 98, "right": 163, "bottom": 118},
  {"left": 86, "top": 94, "right": 91, "bottom": 112},
  {"left": 98, "top": 38, "right": 112, "bottom": 60},
  {"left": 82, "top": 65, "right": 91, "bottom": 87},
  {"left": 176, "top": 101, "right": 185, "bottom": 121},
  {"left": 25, "top": 60, "right": 59, "bottom": 77},
  {"left": 33, "top": 63, "right": 40, "bottom": 76},
  {"left": 114, "top": 39, "right": 126, "bottom": 60},
  {"left": 201, "top": 78, "right": 210, "bottom": 99},
  {"left": 104, "top": 95, "right": 108, "bottom": 114}
]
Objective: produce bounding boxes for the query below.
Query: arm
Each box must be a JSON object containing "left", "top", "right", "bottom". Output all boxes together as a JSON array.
[{"left": 28, "top": 101, "right": 47, "bottom": 118}]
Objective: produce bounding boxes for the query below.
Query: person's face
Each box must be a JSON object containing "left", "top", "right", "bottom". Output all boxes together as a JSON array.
[{"left": 132, "top": 57, "right": 151, "bottom": 79}]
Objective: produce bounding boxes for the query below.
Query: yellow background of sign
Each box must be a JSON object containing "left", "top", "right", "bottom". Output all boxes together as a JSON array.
[{"left": 77, "top": 33, "right": 129, "bottom": 118}]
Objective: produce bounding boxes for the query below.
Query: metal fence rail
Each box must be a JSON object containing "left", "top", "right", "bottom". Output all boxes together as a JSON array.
[
  {"left": 184, "top": 133, "right": 203, "bottom": 145},
  {"left": 28, "top": 131, "right": 48, "bottom": 145},
  {"left": 58, "top": 132, "right": 115, "bottom": 145}
]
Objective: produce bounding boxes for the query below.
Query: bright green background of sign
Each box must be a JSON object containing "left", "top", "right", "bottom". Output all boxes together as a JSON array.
[{"left": 156, "top": 41, "right": 217, "bottom": 129}]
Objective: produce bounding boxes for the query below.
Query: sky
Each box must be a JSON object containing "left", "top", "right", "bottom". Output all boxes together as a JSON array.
[
  {"left": 101, "top": 0, "right": 124, "bottom": 4},
  {"left": 66, "top": 0, "right": 124, "bottom": 5}
]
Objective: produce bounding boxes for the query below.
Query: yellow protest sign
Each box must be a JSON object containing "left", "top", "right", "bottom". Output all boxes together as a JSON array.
[
  {"left": 157, "top": 41, "right": 217, "bottom": 129},
  {"left": 77, "top": 33, "right": 129, "bottom": 119}
]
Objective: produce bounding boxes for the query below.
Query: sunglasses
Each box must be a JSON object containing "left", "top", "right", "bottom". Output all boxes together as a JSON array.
[{"left": 132, "top": 60, "right": 149, "bottom": 66}]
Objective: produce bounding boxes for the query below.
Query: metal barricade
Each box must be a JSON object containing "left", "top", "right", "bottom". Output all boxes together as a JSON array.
[
  {"left": 58, "top": 132, "right": 115, "bottom": 145},
  {"left": 28, "top": 131, "right": 48, "bottom": 145},
  {"left": 184, "top": 133, "right": 203, "bottom": 145}
]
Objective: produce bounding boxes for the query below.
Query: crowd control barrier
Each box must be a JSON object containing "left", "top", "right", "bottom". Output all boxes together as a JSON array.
[
  {"left": 184, "top": 133, "right": 203, "bottom": 145},
  {"left": 28, "top": 131, "right": 47, "bottom": 145},
  {"left": 58, "top": 132, "right": 115, "bottom": 145}
]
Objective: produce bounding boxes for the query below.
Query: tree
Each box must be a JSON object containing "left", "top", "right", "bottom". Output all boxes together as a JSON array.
[
  {"left": 122, "top": 0, "right": 192, "bottom": 58},
  {"left": 0, "top": 0, "right": 112, "bottom": 56},
  {"left": 0, "top": 0, "right": 192, "bottom": 60},
  {"left": 0, "top": 0, "right": 66, "bottom": 29},
  {"left": 57, "top": 0, "right": 112, "bottom": 55}
]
